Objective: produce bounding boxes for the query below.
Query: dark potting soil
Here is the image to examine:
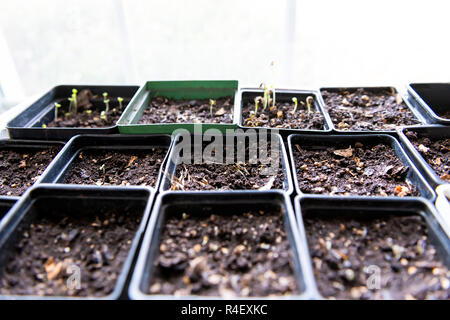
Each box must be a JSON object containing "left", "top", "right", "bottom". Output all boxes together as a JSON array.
[
  {"left": 149, "top": 208, "right": 299, "bottom": 297},
  {"left": 170, "top": 144, "right": 284, "bottom": 191},
  {"left": 46, "top": 90, "right": 129, "bottom": 128},
  {"left": 62, "top": 148, "right": 167, "bottom": 187},
  {"left": 405, "top": 131, "right": 449, "bottom": 182},
  {"left": 439, "top": 111, "right": 450, "bottom": 119},
  {"left": 138, "top": 97, "right": 234, "bottom": 124},
  {"left": 321, "top": 88, "right": 420, "bottom": 131},
  {"left": 293, "top": 142, "right": 418, "bottom": 197},
  {"left": 304, "top": 214, "right": 450, "bottom": 300},
  {"left": 0, "top": 147, "right": 61, "bottom": 196},
  {"left": 0, "top": 205, "right": 141, "bottom": 297},
  {"left": 242, "top": 98, "right": 324, "bottom": 130}
]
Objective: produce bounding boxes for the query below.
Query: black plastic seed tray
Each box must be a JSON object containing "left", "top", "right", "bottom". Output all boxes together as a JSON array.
[
  {"left": 160, "top": 132, "right": 294, "bottom": 194},
  {"left": 0, "top": 185, "right": 154, "bottom": 300},
  {"left": 295, "top": 195, "right": 450, "bottom": 300},
  {"left": 7, "top": 85, "right": 139, "bottom": 141},
  {"left": 0, "top": 199, "right": 16, "bottom": 223},
  {"left": 38, "top": 134, "right": 172, "bottom": 191},
  {"left": 237, "top": 88, "right": 333, "bottom": 135},
  {"left": 318, "top": 86, "right": 429, "bottom": 133},
  {"left": 129, "top": 191, "right": 314, "bottom": 299},
  {"left": 398, "top": 125, "right": 449, "bottom": 188},
  {"left": 0, "top": 139, "right": 65, "bottom": 200},
  {"left": 287, "top": 134, "right": 435, "bottom": 200},
  {"left": 407, "top": 83, "right": 450, "bottom": 125}
]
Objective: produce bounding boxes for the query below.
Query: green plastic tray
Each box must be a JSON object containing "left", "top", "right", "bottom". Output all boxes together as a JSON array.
[{"left": 117, "top": 80, "right": 239, "bottom": 134}]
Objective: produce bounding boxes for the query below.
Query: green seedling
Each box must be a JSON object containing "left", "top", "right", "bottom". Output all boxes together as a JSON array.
[
  {"left": 117, "top": 97, "right": 124, "bottom": 110},
  {"left": 86, "top": 110, "right": 92, "bottom": 115},
  {"left": 54, "top": 103, "right": 62, "bottom": 119},
  {"left": 65, "top": 112, "right": 72, "bottom": 117},
  {"left": 99, "top": 164, "right": 106, "bottom": 175},
  {"left": 263, "top": 84, "right": 269, "bottom": 110},
  {"left": 103, "top": 92, "right": 110, "bottom": 114},
  {"left": 254, "top": 97, "right": 259, "bottom": 115},
  {"left": 292, "top": 97, "right": 298, "bottom": 113},
  {"left": 270, "top": 85, "right": 276, "bottom": 108},
  {"left": 72, "top": 89, "right": 78, "bottom": 113},
  {"left": 100, "top": 110, "right": 108, "bottom": 121},
  {"left": 209, "top": 99, "right": 216, "bottom": 117},
  {"left": 42, "top": 124, "right": 47, "bottom": 128},
  {"left": 306, "top": 96, "right": 314, "bottom": 114},
  {"left": 68, "top": 97, "right": 75, "bottom": 114}
]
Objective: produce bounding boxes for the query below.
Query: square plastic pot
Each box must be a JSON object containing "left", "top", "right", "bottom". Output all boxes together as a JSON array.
[
  {"left": 129, "top": 191, "right": 314, "bottom": 299},
  {"left": 160, "top": 132, "right": 294, "bottom": 194},
  {"left": 117, "top": 80, "right": 239, "bottom": 134},
  {"left": 237, "top": 88, "right": 333, "bottom": 135},
  {"left": 295, "top": 195, "right": 450, "bottom": 300},
  {"left": 37, "top": 134, "right": 172, "bottom": 191},
  {"left": 318, "top": 86, "right": 428, "bottom": 133},
  {"left": 7, "top": 85, "right": 140, "bottom": 141},
  {"left": 397, "top": 125, "right": 449, "bottom": 188},
  {"left": 287, "top": 133, "right": 435, "bottom": 200},
  {"left": 0, "top": 139, "right": 65, "bottom": 200},
  {"left": 0, "top": 185, "right": 154, "bottom": 300},
  {"left": 407, "top": 83, "right": 450, "bottom": 125}
]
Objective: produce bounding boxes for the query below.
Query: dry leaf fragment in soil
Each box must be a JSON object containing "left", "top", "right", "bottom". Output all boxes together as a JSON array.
[{"left": 333, "top": 146, "right": 353, "bottom": 158}]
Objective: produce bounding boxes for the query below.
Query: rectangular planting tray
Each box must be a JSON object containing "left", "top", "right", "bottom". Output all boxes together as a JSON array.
[
  {"left": 160, "top": 131, "right": 294, "bottom": 194},
  {"left": 295, "top": 195, "right": 450, "bottom": 300},
  {"left": 407, "top": 83, "right": 450, "bottom": 125},
  {"left": 0, "top": 139, "right": 65, "bottom": 200},
  {"left": 7, "top": 85, "right": 140, "bottom": 141},
  {"left": 287, "top": 134, "right": 435, "bottom": 200},
  {"left": 38, "top": 134, "right": 172, "bottom": 191},
  {"left": 0, "top": 199, "right": 16, "bottom": 223},
  {"left": 318, "top": 86, "right": 428, "bottom": 133},
  {"left": 237, "top": 88, "right": 333, "bottom": 134},
  {"left": 0, "top": 185, "right": 154, "bottom": 300},
  {"left": 117, "top": 80, "right": 239, "bottom": 134},
  {"left": 398, "top": 125, "right": 449, "bottom": 188},
  {"left": 129, "top": 191, "right": 314, "bottom": 299}
]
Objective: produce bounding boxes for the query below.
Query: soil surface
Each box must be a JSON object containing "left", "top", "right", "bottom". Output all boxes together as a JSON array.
[
  {"left": 293, "top": 142, "right": 418, "bottom": 196},
  {"left": 138, "top": 97, "right": 233, "bottom": 124},
  {"left": 304, "top": 214, "right": 450, "bottom": 300},
  {"left": 321, "top": 88, "right": 420, "bottom": 131},
  {"left": 242, "top": 97, "right": 324, "bottom": 130},
  {"left": 46, "top": 90, "right": 130, "bottom": 128},
  {"left": 149, "top": 208, "right": 299, "bottom": 297},
  {"left": 405, "top": 131, "right": 449, "bottom": 182},
  {"left": 0, "top": 146, "right": 61, "bottom": 196},
  {"left": 63, "top": 148, "right": 167, "bottom": 187},
  {"left": 0, "top": 203, "right": 142, "bottom": 297},
  {"left": 170, "top": 143, "right": 284, "bottom": 191}
]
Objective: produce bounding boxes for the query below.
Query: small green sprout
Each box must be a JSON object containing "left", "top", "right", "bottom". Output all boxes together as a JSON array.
[
  {"left": 103, "top": 92, "right": 110, "bottom": 114},
  {"left": 254, "top": 97, "right": 259, "bottom": 115},
  {"left": 99, "top": 164, "right": 106, "bottom": 175},
  {"left": 209, "top": 99, "right": 216, "bottom": 117},
  {"left": 65, "top": 112, "right": 72, "bottom": 117},
  {"left": 72, "top": 89, "right": 78, "bottom": 113},
  {"left": 117, "top": 97, "right": 124, "bottom": 110},
  {"left": 263, "top": 84, "right": 269, "bottom": 110},
  {"left": 292, "top": 97, "right": 298, "bottom": 113},
  {"left": 68, "top": 97, "right": 74, "bottom": 114},
  {"left": 54, "top": 103, "right": 62, "bottom": 119},
  {"left": 42, "top": 124, "right": 47, "bottom": 128},
  {"left": 86, "top": 110, "right": 92, "bottom": 115},
  {"left": 306, "top": 96, "right": 314, "bottom": 114},
  {"left": 100, "top": 110, "right": 108, "bottom": 121},
  {"left": 270, "top": 85, "right": 276, "bottom": 108}
]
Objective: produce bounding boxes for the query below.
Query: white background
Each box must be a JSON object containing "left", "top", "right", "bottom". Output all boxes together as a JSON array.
[{"left": 0, "top": 0, "right": 449, "bottom": 112}]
